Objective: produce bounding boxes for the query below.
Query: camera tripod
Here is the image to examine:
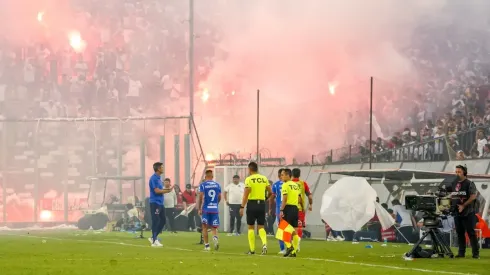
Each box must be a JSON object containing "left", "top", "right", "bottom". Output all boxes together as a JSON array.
[{"left": 405, "top": 227, "right": 454, "bottom": 258}]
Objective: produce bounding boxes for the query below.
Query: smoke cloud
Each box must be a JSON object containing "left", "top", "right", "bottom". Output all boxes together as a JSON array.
[
  {"left": 193, "top": 0, "right": 490, "bottom": 161},
  {"left": 1, "top": 0, "right": 490, "bottom": 164}
]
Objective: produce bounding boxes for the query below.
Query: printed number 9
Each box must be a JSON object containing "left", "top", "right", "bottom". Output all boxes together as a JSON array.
[{"left": 208, "top": 190, "right": 216, "bottom": 201}]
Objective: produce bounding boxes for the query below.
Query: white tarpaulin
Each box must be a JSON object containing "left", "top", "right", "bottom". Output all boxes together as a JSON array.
[
  {"left": 175, "top": 203, "right": 197, "bottom": 218},
  {"left": 320, "top": 177, "right": 380, "bottom": 231},
  {"left": 374, "top": 201, "right": 395, "bottom": 230}
]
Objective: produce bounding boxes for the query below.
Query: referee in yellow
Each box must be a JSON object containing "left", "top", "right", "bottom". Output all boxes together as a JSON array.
[
  {"left": 280, "top": 168, "right": 301, "bottom": 257},
  {"left": 239, "top": 162, "right": 272, "bottom": 255}
]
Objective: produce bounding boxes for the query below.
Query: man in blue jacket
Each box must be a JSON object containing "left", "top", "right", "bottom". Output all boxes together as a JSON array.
[{"left": 148, "top": 162, "right": 173, "bottom": 247}]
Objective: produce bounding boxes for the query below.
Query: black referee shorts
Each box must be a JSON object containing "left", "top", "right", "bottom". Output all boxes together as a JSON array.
[
  {"left": 283, "top": 205, "right": 299, "bottom": 228},
  {"left": 246, "top": 200, "right": 266, "bottom": 226}
]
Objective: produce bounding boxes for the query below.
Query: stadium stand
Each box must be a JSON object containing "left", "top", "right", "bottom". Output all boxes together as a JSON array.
[
  {"left": 319, "top": 24, "right": 490, "bottom": 165},
  {"left": 0, "top": 0, "right": 216, "bottom": 222}
]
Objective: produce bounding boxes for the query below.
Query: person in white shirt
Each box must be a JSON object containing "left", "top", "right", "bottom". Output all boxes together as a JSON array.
[
  {"left": 391, "top": 199, "right": 417, "bottom": 243},
  {"left": 163, "top": 178, "right": 178, "bottom": 233},
  {"left": 127, "top": 78, "right": 142, "bottom": 97},
  {"left": 224, "top": 175, "right": 244, "bottom": 235},
  {"left": 476, "top": 130, "right": 487, "bottom": 158},
  {"left": 433, "top": 127, "right": 445, "bottom": 161}
]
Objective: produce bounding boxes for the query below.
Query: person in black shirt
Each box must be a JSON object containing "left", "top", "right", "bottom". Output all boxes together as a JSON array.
[
  {"left": 449, "top": 165, "right": 479, "bottom": 259},
  {"left": 265, "top": 180, "right": 275, "bottom": 235}
]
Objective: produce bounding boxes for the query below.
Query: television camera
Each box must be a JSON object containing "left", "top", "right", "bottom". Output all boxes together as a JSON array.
[
  {"left": 405, "top": 187, "right": 453, "bottom": 217},
  {"left": 403, "top": 186, "right": 454, "bottom": 259}
]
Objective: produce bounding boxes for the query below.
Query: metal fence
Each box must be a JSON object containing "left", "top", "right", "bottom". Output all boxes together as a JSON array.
[
  {"left": 315, "top": 127, "right": 483, "bottom": 165},
  {"left": 0, "top": 116, "right": 204, "bottom": 224}
]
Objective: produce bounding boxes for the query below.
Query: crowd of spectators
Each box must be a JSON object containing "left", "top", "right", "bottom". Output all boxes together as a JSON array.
[
  {"left": 0, "top": 0, "right": 205, "bottom": 121},
  {"left": 0, "top": 0, "right": 219, "bottom": 221},
  {"left": 3, "top": 2, "right": 490, "bottom": 168},
  {"left": 332, "top": 24, "right": 490, "bottom": 164}
]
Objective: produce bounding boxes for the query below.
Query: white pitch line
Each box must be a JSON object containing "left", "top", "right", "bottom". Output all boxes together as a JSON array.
[
  {"left": 4, "top": 234, "right": 479, "bottom": 275},
  {"left": 42, "top": 257, "right": 184, "bottom": 261}
]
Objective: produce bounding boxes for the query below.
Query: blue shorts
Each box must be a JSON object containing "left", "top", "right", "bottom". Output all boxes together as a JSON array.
[
  {"left": 276, "top": 208, "right": 281, "bottom": 223},
  {"left": 202, "top": 212, "right": 220, "bottom": 228}
]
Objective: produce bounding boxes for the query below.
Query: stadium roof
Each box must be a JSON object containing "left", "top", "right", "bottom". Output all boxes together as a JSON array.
[{"left": 315, "top": 168, "right": 490, "bottom": 181}]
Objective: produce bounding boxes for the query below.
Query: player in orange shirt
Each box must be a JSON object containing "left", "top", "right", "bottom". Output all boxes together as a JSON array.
[{"left": 291, "top": 168, "right": 313, "bottom": 252}]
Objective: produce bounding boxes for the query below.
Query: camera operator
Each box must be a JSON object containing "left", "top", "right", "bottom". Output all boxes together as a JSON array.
[{"left": 449, "top": 165, "right": 479, "bottom": 259}]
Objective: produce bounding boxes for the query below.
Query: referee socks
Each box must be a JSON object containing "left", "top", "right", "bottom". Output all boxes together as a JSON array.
[
  {"left": 258, "top": 228, "right": 267, "bottom": 246},
  {"left": 248, "top": 229, "right": 256, "bottom": 252},
  {"left": 292, "top": 235, "right": 299, "bottom": 253}
]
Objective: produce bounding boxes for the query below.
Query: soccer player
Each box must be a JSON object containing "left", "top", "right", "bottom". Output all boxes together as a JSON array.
[
  {"left": 148, "top": 162, "right": 173, "bottom": 247},
  {"left": 240, "top": 162, "right": 272, "bottom": 255},
  {"left": 291, "top": 168, "right": 313, "bottom": 252},
  {"left": 280, "top": 168, "right": 301, "bottom": 257},
  {"left": 198, "top": 170, "right": 222, "bottom": 251},
  {"left": 270, "top": 168, "right": 286, "bottom": 254}
]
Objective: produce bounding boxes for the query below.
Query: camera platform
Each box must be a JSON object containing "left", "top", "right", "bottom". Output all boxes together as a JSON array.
[{"left": 405, "top": 220, "right": 454, "bottom": 259}]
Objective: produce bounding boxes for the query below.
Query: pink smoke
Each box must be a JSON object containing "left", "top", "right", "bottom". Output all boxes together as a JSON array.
[{"left": 193, "top": 0, "right": 453, "bottom": 161}]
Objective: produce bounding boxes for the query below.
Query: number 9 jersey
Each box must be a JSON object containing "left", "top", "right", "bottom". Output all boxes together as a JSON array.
[{"left": 199, "top": 180, "right": 222, "bottom": 227}]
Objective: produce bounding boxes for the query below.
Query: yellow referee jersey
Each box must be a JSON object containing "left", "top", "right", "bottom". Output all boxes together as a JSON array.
[
  {"left": 245, "top": 173, "right": 269, "bottom": 201},
  {"left": 281, "top": 180, "right": 300, "bottom": 206}
]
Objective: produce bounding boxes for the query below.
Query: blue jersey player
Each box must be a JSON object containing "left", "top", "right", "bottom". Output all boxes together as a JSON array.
[
  {"left": 198, "top": 169, "right": 222, "bottom": 251},
  {"left": 270, "top": 168, "right": 285, "bottom": 254}
]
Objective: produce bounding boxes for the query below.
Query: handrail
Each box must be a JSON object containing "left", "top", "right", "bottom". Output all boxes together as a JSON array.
[
  {"left": 0, "top": 116, "right": 190, "bottom": 122},
  {"left": 324, "top": 126, "right": 483, "bottom": 164}
]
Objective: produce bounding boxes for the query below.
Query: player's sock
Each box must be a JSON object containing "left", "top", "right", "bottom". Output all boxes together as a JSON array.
[
  {"left": 248, "top": 229, "right": 256, "bottom": 252},
  {"left": 279, "top": 240, "right": 285, "bottom": 251},
  {"left": 212, "top": 235, "right": 219, "bottom": 250},
  {"left": 284, "top": 241, "right": 292, "bottom": 248},
  {"left": 292, "top": 235, "right": 299, "bottom": 253},
  {"left": 258, "top": 228, "right": 267, "bottom": 246}
]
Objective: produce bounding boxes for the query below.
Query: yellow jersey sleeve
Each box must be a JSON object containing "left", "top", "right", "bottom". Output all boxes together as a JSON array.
[
  {"left": 245, "top": 177, "right": 252, "bottom": 188},
  {"left": 281, "top": 182, "right": 289, "bottom": 196}
]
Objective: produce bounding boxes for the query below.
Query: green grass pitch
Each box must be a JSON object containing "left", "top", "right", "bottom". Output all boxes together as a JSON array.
[{"left": 0, "top": 230, "right": 487, "bottom": 275}]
